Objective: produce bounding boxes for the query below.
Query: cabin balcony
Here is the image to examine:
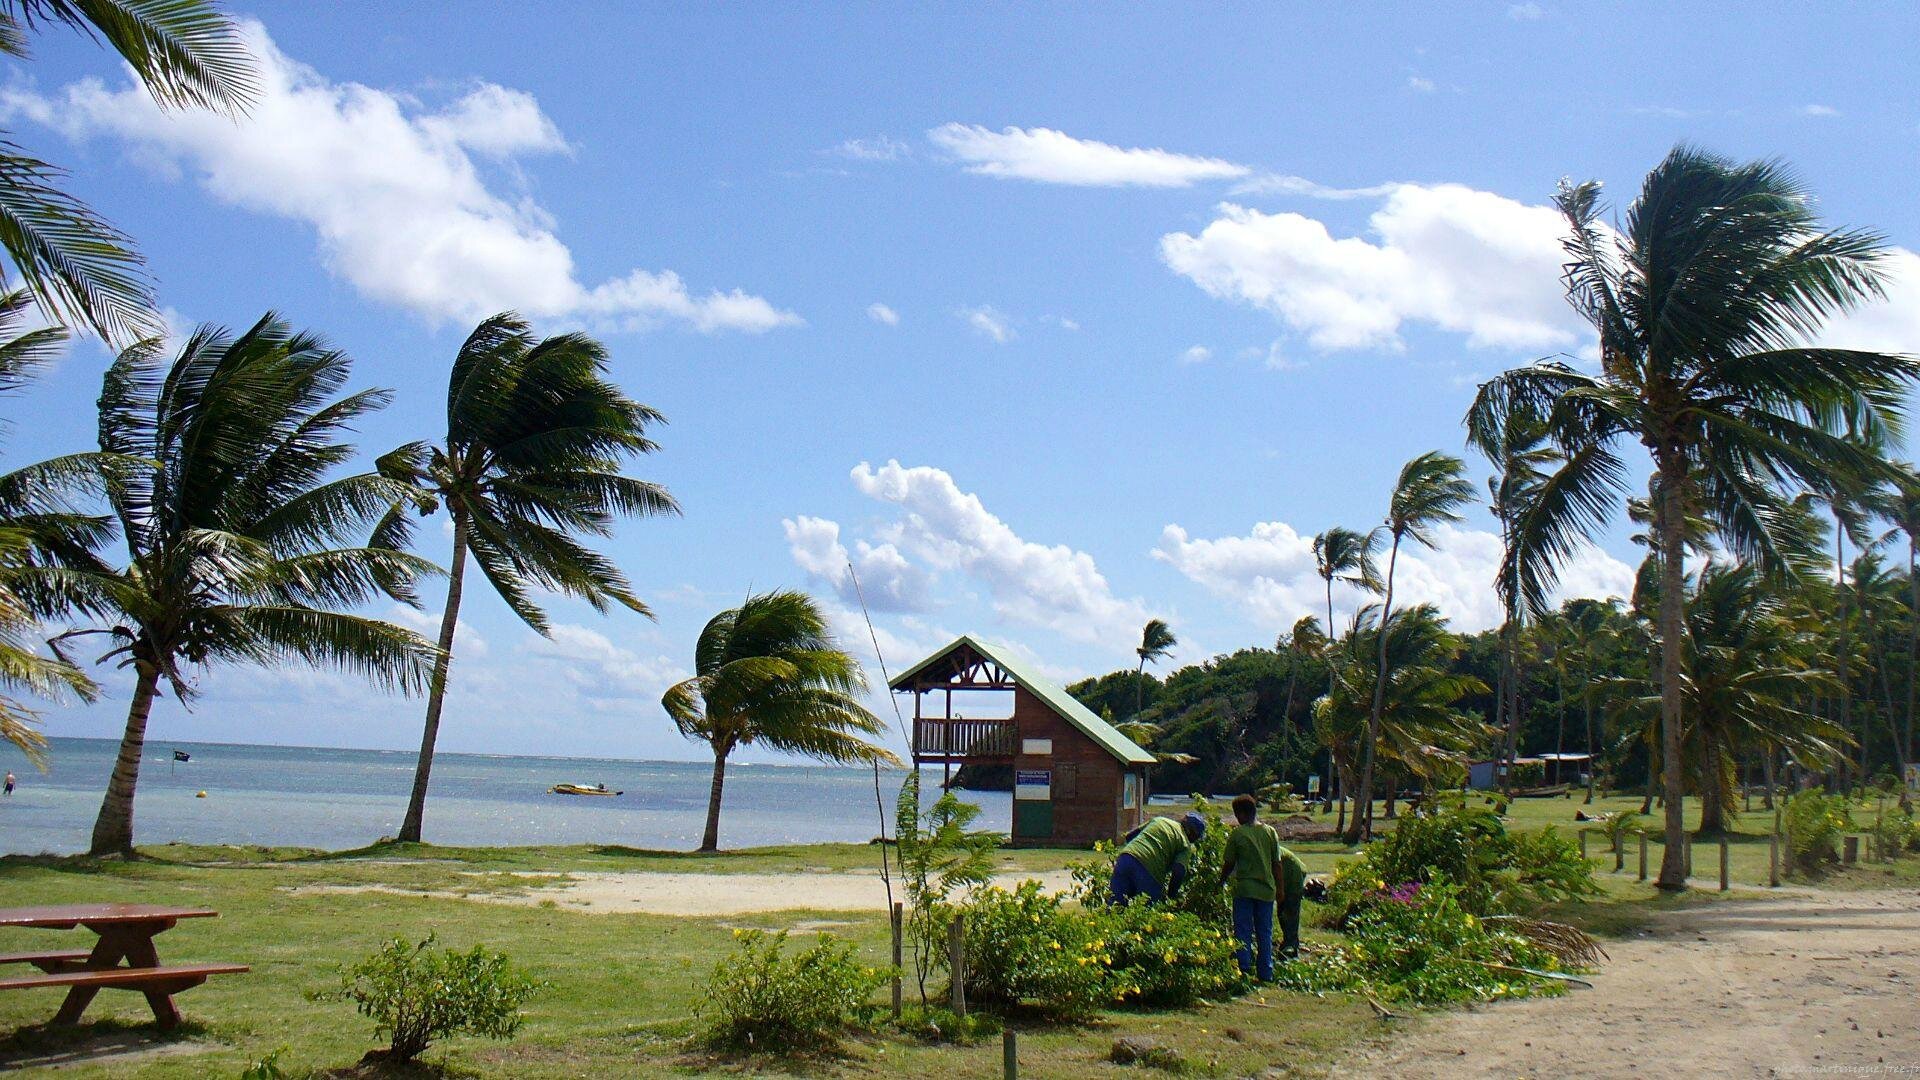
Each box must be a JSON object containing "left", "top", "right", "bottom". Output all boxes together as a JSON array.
[{"left": 912, "top": 717, "right": 1017, "bottom": 763}]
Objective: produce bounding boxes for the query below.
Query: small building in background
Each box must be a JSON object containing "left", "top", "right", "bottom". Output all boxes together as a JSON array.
[
  {"left": 890, "top": 635, "right": 1155, "bottom": 847},
  {"left": 1468, "top": 753, "right": 1592, "bottom": 791}
]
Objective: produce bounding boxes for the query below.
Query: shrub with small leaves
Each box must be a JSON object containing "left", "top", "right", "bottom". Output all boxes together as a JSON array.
[
  {"left": 962, "top": 881, "right": 1110, "bottom": 1018},
  {"left": 317, "top": 935, "right": 540, "bottom": 1063},
  {"left": 696, "top": 930, "right": 889, "bottom": 1053},
  {"left": 1784, "top": 788, "right": 1853, "bottom": 870},
  {"left": 1094, "top": 901, "right": 1240, "bottom": 1006}
]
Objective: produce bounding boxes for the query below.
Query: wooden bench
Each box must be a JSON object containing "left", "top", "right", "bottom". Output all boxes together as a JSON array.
[
  {"left": 0, "top": 950, "right": 92, "bottom": 972},
  {"left": 0, "top": 963, "right": 251, "bottom": 994},
  {"left": 0, "top": 904, "right": 248, "bottom": 1030}
]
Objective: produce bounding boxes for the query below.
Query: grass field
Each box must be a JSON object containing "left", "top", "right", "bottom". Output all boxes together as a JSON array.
[{"left": 0, "top": 792, "right": 1909, "bottom": 1078}]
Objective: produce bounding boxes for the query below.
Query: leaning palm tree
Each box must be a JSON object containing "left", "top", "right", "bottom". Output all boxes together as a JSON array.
[
  {"left": 1465, "top": 146, "right": 1918, "bottom": 888},
  {"left": 663, "top": 590, "right": 900, "bottom": 852},
  {"left": 1312, "top": 526, "right": 1378, "bottom": 690},
  {"left": 48, "top": 315, "right": 439, "bottom": 855},
  {"left": 1132, "top": 618, "right": 1177, "bottom": 715},
  {"left": 0, "top": 0, "right": 255, "bottom": 343},
  {"left": 376, "top": 313, "right": 678, "bottom": 843},
  {"left": 1347, "top": 451, "right": 1475, "bottom": 842}
]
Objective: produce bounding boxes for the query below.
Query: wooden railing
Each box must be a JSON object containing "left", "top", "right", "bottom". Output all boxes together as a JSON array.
[{"left": 913, "top": 718, "right": 1017, "bottom": 760}]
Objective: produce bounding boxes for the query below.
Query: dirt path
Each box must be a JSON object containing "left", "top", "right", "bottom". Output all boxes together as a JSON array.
[{"left": 1339, "top": 889, "right": 1920, "bottom": 1079}]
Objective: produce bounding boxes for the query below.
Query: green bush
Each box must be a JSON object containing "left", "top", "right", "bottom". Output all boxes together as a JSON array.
[
  {"left": 1869, "top": 805, "right": 1915, "bottom": 860},
  {"left": 1320, "top": 796, "right": 1597, "bottom": 926},
  {"left": 1275, "top": 877, "right": 1575, "bottom": 1006},
  {"left": 318, "top": 935, "right": 541, "bottom": 1063},
  {"left": 1784, "top": 788, "right": 1853, "bottom": 870},
  {"left": 1509, "top": 760, "right": 1546, "bottom": 787},
  {"left": 697, "top": 929, "right": 889, "bottom": 1053},
  {"left": 1096, "top": 901, "right": 1240, "bottom": 1006},
  {"left": 1069, "top": 797, "right": 1232, "bottom": 925},
  {"left": 895, "top": 1004, "right": 1001, "bottom": 1045},
  {"left": 962, "top": 882, "right": 1110, "bottom": 1017}
]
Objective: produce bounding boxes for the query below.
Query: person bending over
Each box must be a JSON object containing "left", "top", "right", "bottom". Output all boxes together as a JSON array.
[{"left": 1109, "top": 811, "right": 1204, "bottom": 905}]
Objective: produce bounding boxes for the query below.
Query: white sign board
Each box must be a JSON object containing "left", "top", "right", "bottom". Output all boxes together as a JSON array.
[
  {"left": 1014, "top": 769, "right": 1051, "bottom": 801},
  {"left": 1306, "top": 775, "right": 1321, "bottom": 795},
  {"left": 1021, "top": 739, "right": 1053, "bottom": 756}
]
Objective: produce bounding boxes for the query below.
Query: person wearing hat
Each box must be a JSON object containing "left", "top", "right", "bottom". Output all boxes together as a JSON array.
[{"left": 1109, "top": 811, "right": 1206, "bottom": 905}]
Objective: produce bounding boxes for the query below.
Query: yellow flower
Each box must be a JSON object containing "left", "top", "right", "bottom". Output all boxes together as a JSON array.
[{"left": 1050, "top": 941, "right": 1062, "bottom": 950}]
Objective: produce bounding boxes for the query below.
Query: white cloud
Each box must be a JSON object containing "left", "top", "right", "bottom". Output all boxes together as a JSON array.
[
  {"left": 927, "top": 123, "right": 1248, "bottom": 188},
  {"left": 867, "top": 302, "right": 900, "bottom": 326},
  {"left": 1229, "top": 174, "right": 1402, "bottom": 200},
  {"left": 1407, "top": 76, "right": 1437, "bottom": 93},
  {"left": 1798, "top": 104, "right": 1840, "bottom": 118},
  {"left": 961, "top": 305, "right": 1015, "bottom": 343},
  {"left": 1507, "top": 3, "right": 1545, "bottom": 19},
  {"left": 1044, "top": 315, "right": 1082, "bottom": 331},
  {"left": 385, "top": 604, "right": 489, "bottom": 660},
  {"left": 1818, "top": 247, "right": 1920, "bottom": 355},
  {"left": 1160, "top": 187, "right": 1586, "bottom": 353},
  {"left": 0, "top": 20, "right": 799, "bottom": 334},
  {"left": 850, "top": 461, "right": 1151, "bottom": 647},
  {"left": 1179, "top": 345, "right": 1212, "bottom": 364},
  {"left": 834, "top": 134, "right": 911, "bottom": 161},
  {"left": 521, "top": 623, "right": 682, "bottom": 703},
  {"left": 1155, "top": 520, "right": 1636, "bottom": 634},
  {"left": 782, "top": 514, "right": 931, "bottom": 613}
]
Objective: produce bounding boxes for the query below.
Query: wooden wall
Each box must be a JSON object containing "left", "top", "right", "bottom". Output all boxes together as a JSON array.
[{"left": 1008, "top": 686, "right": 1146, "bottom": 847}]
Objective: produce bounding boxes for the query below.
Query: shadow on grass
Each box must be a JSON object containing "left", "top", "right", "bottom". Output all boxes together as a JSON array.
[{"left": 0, "top": 1016, "right": 212, "bottom": 1071}]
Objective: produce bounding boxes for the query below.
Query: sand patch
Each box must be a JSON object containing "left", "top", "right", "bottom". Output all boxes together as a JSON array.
[{"left": 287, "top": 868, "right": 1076, "bottom": 916}]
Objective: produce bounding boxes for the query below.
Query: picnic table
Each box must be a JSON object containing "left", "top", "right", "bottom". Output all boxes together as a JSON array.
[{"left": 0, "top": 904, "right": 248, "bottom": 1029}]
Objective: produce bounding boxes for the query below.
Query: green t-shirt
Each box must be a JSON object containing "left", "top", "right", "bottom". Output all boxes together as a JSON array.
[
  {"left": 1277, "top": 847, "right": 1307, "bottom": 901},
  {"left": 1119, "top": 815, "right": 1191, "bottom": 881},
  {"left": 1223, "top": 822, "right": 1281, "bottom": 900}
]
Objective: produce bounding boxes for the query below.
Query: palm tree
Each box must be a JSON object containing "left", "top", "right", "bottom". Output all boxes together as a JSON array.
[
  {"left": 1312, "top": 527, "right": 1377, "bottom": 689},
  {"left": 1348, "top": 451, "right": 1475, "bottom": 842},
  {"left": 1465, "top": 146, "right": 1918, "bottom": 888},
  {"left": 48, "top": 315, "right": 439, "bottom": 855},
  {"left": 1474, "top": 401, "right": 1564, "bottom": 794},
  {"left": 375, "top": 313, "right": 678, "bottom": 843},
  {"left": 1870, "top": 467, "right": 1920, "bottom": 774},
  {"left": 1559, "top": 596, "right": 1624, "bottom": 802},
  {"left": 1132, "top": 618, "right": 1176, "bottom": 716},
  {"left": 0, "top": 0, "right": 255, "bottom": 343},
  {"left": 663, "top": 590, "right": 900, "bottom": 852}
]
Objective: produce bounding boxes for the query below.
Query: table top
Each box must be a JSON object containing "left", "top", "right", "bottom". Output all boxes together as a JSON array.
[{"left": 0, "top": 904, "right": 219, "bottom": 929}]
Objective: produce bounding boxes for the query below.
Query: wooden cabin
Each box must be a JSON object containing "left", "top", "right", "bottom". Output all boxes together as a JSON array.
[{"left": 890, "top": 635, "right": 1156, "bottom": 848}]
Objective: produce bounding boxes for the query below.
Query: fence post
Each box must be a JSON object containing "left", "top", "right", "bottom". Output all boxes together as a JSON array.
[
  {"left": 1613, "top": 832, "right": 1624, "bottom": 873},
  {"left": 1844, "top": 835, "right": 1860, "bottom": 864},
  {"left": 891, "top": 901, "right": 904, "bottom": 1020},
  {"left": 1637, "top": 833, "right": 1648, "bottom": 882},
  {"left": 1579, "top": 830, "right": 1588, "bottom": 861},
  {"left": 948, "top": 912, "right": 967, "bottom": 1017},
  {"left": 1003, "top": 1027, "right": 1018, "bottom": 1080},
  {"left": 1719, "top": 837, "right": 1730, "bottom": 892},
  {"left": 1769, "top": 831, "right": 1780, "bottom": 888}
]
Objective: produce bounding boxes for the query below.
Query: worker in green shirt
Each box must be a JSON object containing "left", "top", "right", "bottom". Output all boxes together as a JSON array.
[
  {"left": 1109, "top": 811, "right": 1204, "bottom": 905},
  {"left": 1219, "top": 794, "right": 1282, "bottom": 980},
  {"left": 1275, "top": 839, "right": 1306, "bottom": 959}
]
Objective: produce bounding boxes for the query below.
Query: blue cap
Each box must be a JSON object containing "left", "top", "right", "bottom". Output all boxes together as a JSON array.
[{"left": 1181, "top": 812, "right": 1206, "bottom": 839}]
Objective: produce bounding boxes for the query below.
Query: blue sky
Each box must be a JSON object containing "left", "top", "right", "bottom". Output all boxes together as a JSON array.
[{"left": 5, "top": 3, "right": 1918, "bottom": 762}]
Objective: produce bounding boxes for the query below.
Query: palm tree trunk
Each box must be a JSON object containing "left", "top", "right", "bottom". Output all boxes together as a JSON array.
[
  {"left": 1907, "top": 540, "right": 1918, "bottom": 772},
  {"left": 399, "top": 512, "right": 469, "bottom": 844},
  {"left": 700, "top": 747, "right": 730, "bottom": 852},
  {"left": 1584, "top": 691, "right": 1597, "bottom": 804},
  {"left": 1349, "top": 536, "right": 1401, "bottom": 844},
  {"left": 1761, "top": 750, "right": 1776, "bottom": 811},
  {"left": 1654, "top": 464, "right": 1689, "bottom": 890},
  {"left": 1835, "top": 522, "right": 1854, "bottom": 792},
  {"left": 88, "top": 662, "right": 162, "bottom": 856},
  {"left": 1133, "top": 657, "right": 1146, "bottom": 717}
]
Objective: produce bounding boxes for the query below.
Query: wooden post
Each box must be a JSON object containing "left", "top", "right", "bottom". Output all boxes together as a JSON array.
[
  {"left": 1613, "top": 832, "right": 1624, "bottom": 872},
  {"left": 1844, "top": 835, "right": 1860, "bottom": 864},
  {"left": 1003, "top": 1028, "right": 1017, "bottom": 1080},
  {"left": 1718, "top": 837, "right": 1730, "bottom": 892},
  {"left": 890, "top": 902, "right": 904, "bottom": 1020},
  {"left": 1579, "top": 830, "right": 1588, "bottom": 861},
  {"left": 948, "top": 912, "right": 966, "bottom": 1017},
  {"left": 1769, "top": 832, "right": 1780, "bottom": 888},
  {"left": 1637, "top": 834, "right": 1648, "bottom": 882}
]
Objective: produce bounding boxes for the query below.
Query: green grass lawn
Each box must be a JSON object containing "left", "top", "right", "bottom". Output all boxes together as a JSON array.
[{"left": 0, "top": 793, "right": 1909, "bottom": 1078}]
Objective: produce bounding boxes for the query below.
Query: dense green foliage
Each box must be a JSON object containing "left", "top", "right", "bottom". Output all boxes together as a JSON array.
[
  {"left": 318, "top": 935, "right": 541, "bottom": 1062},
  {"left": 1784, "top": 788, "right": 1855, "bottom": 869},
  {"left": 696, "top": 930, "right": 888, "bottom": 1053}
]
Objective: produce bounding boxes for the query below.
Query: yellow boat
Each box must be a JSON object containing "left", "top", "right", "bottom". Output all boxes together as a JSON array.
[{"left": 549, "top": 783, "right": 621, "bottom": 797}]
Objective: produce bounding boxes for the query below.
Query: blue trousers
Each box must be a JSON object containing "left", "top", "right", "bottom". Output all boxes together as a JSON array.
[
  {"left": 1109, "top": 852, "right": 1164, "bottom": 905},
  {"left": 1232, "top": 896, "right": 1275, "bottom": 981}
]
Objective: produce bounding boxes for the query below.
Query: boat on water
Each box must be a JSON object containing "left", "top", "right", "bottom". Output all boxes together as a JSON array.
[{"left": 549, "top": 782, "right": 621, "bottom": 797}]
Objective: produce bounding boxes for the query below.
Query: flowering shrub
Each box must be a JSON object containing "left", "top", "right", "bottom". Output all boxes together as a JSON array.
[
  {"left": 696, "top": 930, "right": 889, "bottom": 1053},
  {"left": 1069, "top": 796, "right": 1232, "bottom": 925},
  {"left": 1096, "top": 901, "right": 1239, "bottom": 1006},
  {"left": 1319, "top": 796, "right": 1596, "bottom": 926},
  {"left": 1784, "top": 788, "right": 1853, "bottom": 870},
  {"left": 962, "top": 882, "right": 1110, "bottom": 1018},
  {"left": 1275, "top": 877, "right": 1575, "bottom": 1006}
]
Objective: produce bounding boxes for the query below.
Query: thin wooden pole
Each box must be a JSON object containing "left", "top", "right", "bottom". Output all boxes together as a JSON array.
[
  {"left": 1002, "top": 1028, "right": 1017, "bottom": 1080},
  {"left": 948, "top": 912, "right": 966, "bottom": 1017},
  {"left": 1613, "top": 832, "right": 1624, "bottom": 873},
  {"left": 1579, "top": 830, "right": 1588, "bottom": 861},
  {"left": 1718, "top": 838, "right": 1730, "bottom": 892},
  {"left": 891, "top": 902, "right": 904, "bottom": 1020},
  {"left": 1769, "top": 832, "right": 1780, "bottom": 888},
  {"left": 1637, "top": 834, "right": 1648, "bottom": 882}
]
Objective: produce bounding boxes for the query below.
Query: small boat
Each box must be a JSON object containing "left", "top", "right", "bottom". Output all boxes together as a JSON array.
[{"left": 550, "top": 782, "right": 621, "bottom": 797}]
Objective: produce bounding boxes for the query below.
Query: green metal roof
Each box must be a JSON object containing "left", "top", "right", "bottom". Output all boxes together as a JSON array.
[{"left": 889, "top": 634, "right": 1155, "bottom": 766}]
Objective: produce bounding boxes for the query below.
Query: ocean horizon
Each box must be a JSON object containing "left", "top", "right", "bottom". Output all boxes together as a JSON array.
[{"left": 0, "top": 737, "right": 1009, "bottom": 855}]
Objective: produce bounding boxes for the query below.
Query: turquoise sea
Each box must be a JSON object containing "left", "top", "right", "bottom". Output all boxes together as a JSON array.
[{"left": 0, "top": 737, "right": 1008, "bottom": 855}]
